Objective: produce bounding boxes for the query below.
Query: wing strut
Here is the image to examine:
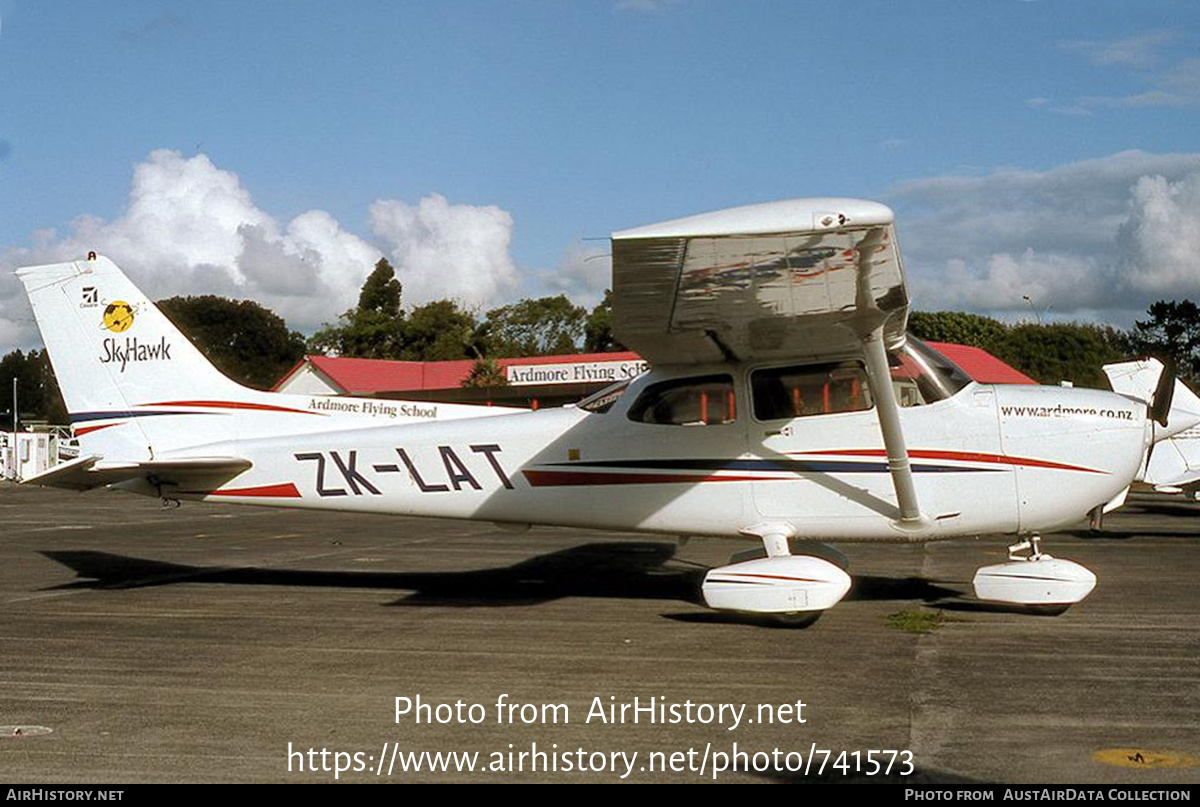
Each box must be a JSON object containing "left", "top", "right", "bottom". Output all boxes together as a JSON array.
[
  {"left": 852, "top": 226, "right": 927, "bottom": 528},
  {"left": 861, "top": 328, "right": 925, "bottom": 526}
]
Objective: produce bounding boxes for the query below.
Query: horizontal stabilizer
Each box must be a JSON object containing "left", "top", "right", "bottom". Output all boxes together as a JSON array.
[{"left": 21, "top": 454, "right": 252, "bottom": 491}]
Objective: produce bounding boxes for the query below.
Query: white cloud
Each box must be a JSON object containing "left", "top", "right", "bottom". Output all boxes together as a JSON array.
[
  {"left": 1060, "top": 30, "right": 1179, "bottom": 67},
  {"left": 1117, "top": 173, "right": 1200, "bottom": 297},
  {"left": 0, "top": 150, "right": 547, "bottom": 349},
  {"left": 17, "top": 147, "right": 1198, "bottom": 356},
  {"left": 1081, "top": 90, "right": 1189, "bottom": 109},
  {"left": 0, "top": 150, "right": 382, "bottom": 346},
  {"left": 538, "top": 241, "right": 611, "bottom": 308},
  {"left": 915, "top": 251, "right": 1098, "bottom": 313},
  {"left": 119, "top": 13, "right": 187, "bottom": 44},
  {"left": 1051, "top": 31, "right": 1200, "bottom": 110},
  {"left": 369, "top": 194, "right": 520, "bottom": 310},
  {"left": 895, "top": 151, "right": 1200, "bottom": 323}
]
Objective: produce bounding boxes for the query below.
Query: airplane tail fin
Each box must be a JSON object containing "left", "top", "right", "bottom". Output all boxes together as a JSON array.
[
  {"left": 1103, "top": 358, "right": 1200, "bottom": 442},
  {"left": 16, "top": 255, "right": 254, "bottom": 460}
]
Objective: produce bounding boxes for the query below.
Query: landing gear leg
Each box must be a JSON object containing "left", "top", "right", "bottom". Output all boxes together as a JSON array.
[
  {"left": 151, "top": 477, "right": 181, "bottom": 509},
  {"left": 760, "top": 529, "right": 791, "bottom": 558},
  {"left": 1007, "top": 533, "right": 1044, "bottom": 561}
]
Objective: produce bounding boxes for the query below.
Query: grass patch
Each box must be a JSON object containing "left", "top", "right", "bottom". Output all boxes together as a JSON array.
[{"left": 885, "top": 609, "right": 961, "bottom": 634}]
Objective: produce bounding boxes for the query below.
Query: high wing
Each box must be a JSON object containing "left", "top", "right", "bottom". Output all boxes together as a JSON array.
[
  {"left": 612, "top": 197, "right": 922, "bottom": 526},
  {"left": 611, "top": 198, "right": 907, "bottom": 366}
]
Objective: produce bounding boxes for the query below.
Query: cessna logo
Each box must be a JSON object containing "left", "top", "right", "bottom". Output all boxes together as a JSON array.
[
  {"left": 100, "top": 336, "right": 173, "bottom": 372},
  {"left": 102, "top": 301, "right": 135, "bottom": 333}
]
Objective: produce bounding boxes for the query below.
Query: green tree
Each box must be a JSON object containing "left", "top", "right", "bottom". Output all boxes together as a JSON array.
[
  {"left": 308, "top": 258, "right": 409, "bottom": 359},
  {"left": 1127, "top": 300, "right": 1200, "bottom": 386},
  {"left": 399, "top": 300, "right": 480, "bottom": 361},
  {"left": 911, "top": 311, "right": 1132, "bottom": 388},
  {"left": 908, "top": 311, "right": 1008, "bottom": 351},
  {"left": 482, "top": 295, "right": 586, "bottom": 357},
  {"left": 462, "top": 357, "right": 509, "bottom": 389},
  {"left": 584, "top": 289, "right": 624, "bottom": 353},
  {"left": 995, "top": 323, "right": 1127, "bottom": 389},
  {"left": 357, "top": 257, "right": 402, "bottom": 317},
  {"left": 0, "top": 349, "right": 67, "bottom": 425},
  {"left": 158, "top": 296, "right": 307, "bottom": 390},
  {"left": 309, "top": 308, "right": 408, "bottom": 359}
]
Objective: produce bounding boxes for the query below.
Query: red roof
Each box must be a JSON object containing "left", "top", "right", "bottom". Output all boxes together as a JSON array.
[
  {"left": 927, "top": 342, "right": 1036, "bottom": 385},
  {"left": 276, "top": 351, "right": 645, "bottom": 395},
  {"left": 276, "top": 344, "right": 1034, "bottom": 393}
]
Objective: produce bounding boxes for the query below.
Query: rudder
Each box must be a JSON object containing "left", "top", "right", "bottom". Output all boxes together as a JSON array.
[{"left": 17, "top": 255, "right": 252, "bottom": 459}]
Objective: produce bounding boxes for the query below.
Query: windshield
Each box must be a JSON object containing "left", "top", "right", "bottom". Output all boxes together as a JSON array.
[
  {"left": 577, "top": 379, "right": 631, "bottom": 414},
  {"left": 889, "top": 338, "right": 972, "bottom": 406}
]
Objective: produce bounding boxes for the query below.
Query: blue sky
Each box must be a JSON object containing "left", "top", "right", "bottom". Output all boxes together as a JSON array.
[{"left": 3, "top": 0, "right": 1200, "bottom": 349}]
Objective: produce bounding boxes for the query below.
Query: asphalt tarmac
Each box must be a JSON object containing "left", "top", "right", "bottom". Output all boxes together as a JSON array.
[{"left": 0, "top": 483, "right": 1197, "bottom": 784}]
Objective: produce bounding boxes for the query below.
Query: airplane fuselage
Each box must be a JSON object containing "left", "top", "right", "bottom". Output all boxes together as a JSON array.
[{"left": 140, "top": 363, "right": 1150, "bottom": 544}]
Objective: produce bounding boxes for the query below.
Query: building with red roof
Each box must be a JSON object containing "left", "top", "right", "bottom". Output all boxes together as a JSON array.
[
  {"left": 274, "top": 342, "right": 1033, "bottom": 409},
  {"left": 925, "top": 342, "right": 1036, "bottom": 385}
]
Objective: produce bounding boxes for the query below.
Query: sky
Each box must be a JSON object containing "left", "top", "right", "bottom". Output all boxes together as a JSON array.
[{"left": 3, "top": 0, "right": 1200, "bottom": 350}]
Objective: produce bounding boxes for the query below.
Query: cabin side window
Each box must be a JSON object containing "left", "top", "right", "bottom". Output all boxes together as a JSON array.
[
  {"left": 627, "top": 375, "right": 737, "bottom": 426},
  {"left": 751, "top": 362, "right": 872, "bottom": 421}
]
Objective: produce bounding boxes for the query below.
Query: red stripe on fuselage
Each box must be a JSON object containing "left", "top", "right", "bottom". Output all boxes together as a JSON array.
[
  {"left": 202, "top": 483, "right": 303, "bottom": 498},
  {"left": 788, "top": 448, "right": 1105, "bottom": 475},
  {"left": 74, "top": 422, "right": 123, "bottom": 436},
  {"left": 141, "top": 400, "right": 321, "bottom": 416}
]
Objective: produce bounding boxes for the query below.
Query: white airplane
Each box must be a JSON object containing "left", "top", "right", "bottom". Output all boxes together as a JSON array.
[
  {"left": 1104, "top": 358, "right": 1200, "bottom": 502},
  {"left": 16, "top": 198, "right": 1177, "bottom": 622}
]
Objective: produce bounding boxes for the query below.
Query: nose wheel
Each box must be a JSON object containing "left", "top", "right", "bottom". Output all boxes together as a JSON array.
[{"left": 973, "top": 533, "right": 1097, "bottom": 608}]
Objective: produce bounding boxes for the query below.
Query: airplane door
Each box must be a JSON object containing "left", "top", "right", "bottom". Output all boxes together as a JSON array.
[
  {"left": 747, "top": 358, "right": 1018, "bottom": 533},
  {"left": 747, "top": 361, "right": 887, "bottom": 520},
  {"left": 613, "top": 372, "right": 753, "bottom": 528}
]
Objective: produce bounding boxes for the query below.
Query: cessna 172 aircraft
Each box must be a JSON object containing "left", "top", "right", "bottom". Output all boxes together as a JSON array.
[{"left": 17, "top": 198, "right": 1192, "bottom": 621}]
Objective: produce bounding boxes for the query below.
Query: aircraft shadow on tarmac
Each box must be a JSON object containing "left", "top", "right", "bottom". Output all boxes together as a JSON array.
[
  {"left": 41, "top": 543, "right": 703, "bottom": 607},
  {"left": 36, "top": 543, "right": 998, "bottom": 626},
  {"left": 1063, "top": 526, "right": 1199, "bottom": 540}
]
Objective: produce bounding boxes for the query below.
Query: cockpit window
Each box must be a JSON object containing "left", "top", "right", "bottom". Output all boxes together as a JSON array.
[
  {"left": 890, "top": 338, "right": 972, "bottom": 406},
  {"left": 750, "top": 339, "right": 972, "bottom": 420},
  {"left": 627, "top": 375, "right": 736, "bottom": 426},
  {"left": 752, "top": 362, "right": 872, "bottom": 421},
  {"left": 577, "top": 379, "right": 631, "bottom": 414}
]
